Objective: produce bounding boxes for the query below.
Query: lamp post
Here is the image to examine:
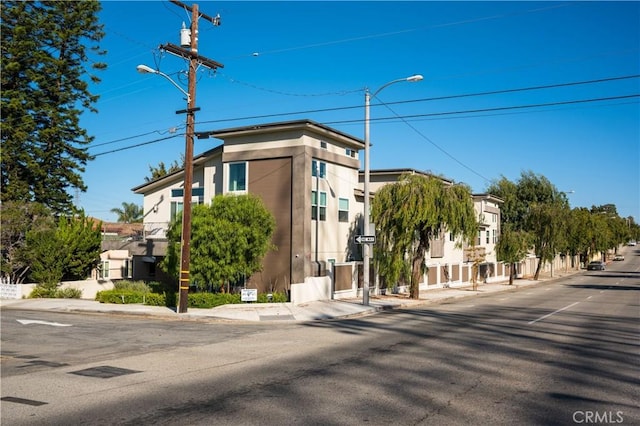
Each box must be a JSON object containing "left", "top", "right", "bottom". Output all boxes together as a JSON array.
[
  {"left": 137, "top": 63, "right": 196, "bottom": 314},
  {"left": 136, "top": 65, "right": 191, "bottom": 102},
  {"left": 362, "top": 74, "right": 423, "bottom": 306}
]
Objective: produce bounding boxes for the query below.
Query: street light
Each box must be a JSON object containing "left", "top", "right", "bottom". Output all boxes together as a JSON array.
[
  {"left": 362, "top": 74, "right": 423, "bottom": 306},
  {"left": 137, "top": 65, "right": 191, "bottom": 102},
  {"left": 137, "top": 62, "right": 196, "bottom": 314}
]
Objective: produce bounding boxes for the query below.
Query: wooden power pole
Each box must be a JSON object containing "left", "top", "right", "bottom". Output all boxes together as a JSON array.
[{"left": 163, "top": 1, "right": 223, "bottom": 313}]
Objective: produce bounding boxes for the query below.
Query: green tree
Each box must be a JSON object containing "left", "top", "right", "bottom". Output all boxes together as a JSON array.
[
  {"left": 56, "top": 211, "right": 103, "bottom": 280},
  {"left": 496, "top": 224, "right": 531, "bottom": 285},
  {"left": 488, "top": 176, "right": 521, "bottom": 228},
  {"left": 110, "top": 202, "right": 143, "bottom": 223},
  {"left": 145, "top": 156, "right": 184, "bottom": 182},
  {"left": 24, "top": 211, "right": 101, "bottom": 291},
  {"left": 0, "top": 201, "right": 54, "bottom": 283},
  {"left": 162, "top": 194, "right": 276, "bottom": 291},
  {"left": 25, "top": 228, "right": 66, "bottom": 289},
  {"left": 488, "top": 171, "right": 568, "bottom": 280},
  {"left": 564, "top": 208, "right": 592, "bottom": 269},
  {"left": 371, "top": 173, "right": 478, "bottom": 299},
  {"left": 25, "top": 211, "right": 102, "bottom": 285},
  {"left": 1, "top": 0, "right": 106, "bottom": 214},
  {"left": 526, "top": 200, "right": 569, "bottom": 279}
]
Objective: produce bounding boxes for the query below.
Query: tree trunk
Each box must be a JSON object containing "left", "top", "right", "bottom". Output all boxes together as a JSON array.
[
  {"left": 509, "top": 262, "right": 514, "bottom": 285},
  {"left": 410, "top": 243, "right": 427, "bottom": 299},
  {"left": 533, "top": 258, "right": 543, "bottom": 280}
]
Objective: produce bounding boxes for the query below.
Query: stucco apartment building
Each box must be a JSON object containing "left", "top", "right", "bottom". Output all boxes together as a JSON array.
[
  {"left": 128, "top": 119, "right": 506, "bottom": 303},
  {"left": 363, "top": 169, "right": 505, "bottom": 292},
  {"left": 132, "top": 120, "right": 365, "bottom": 302}
]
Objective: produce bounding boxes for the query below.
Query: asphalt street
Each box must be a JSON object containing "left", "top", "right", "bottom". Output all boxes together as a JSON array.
[{"left": 2, "top": 252, "right": 639, "bottom": 425}]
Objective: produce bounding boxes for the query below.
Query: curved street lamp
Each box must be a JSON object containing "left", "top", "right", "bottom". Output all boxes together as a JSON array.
[
  {"left": 137, "top": 64, "right": 190, "bottom": 102},
  {"left": 137, "top": 62, "right": 197, "bottom": 314},
  {"left": 362, "top": 74, "right": 423, "bottom": 306}
]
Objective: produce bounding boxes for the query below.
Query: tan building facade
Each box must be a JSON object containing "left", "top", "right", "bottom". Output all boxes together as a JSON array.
[{"left": 132, "top": 120, "right": 365, "bottom": 301}]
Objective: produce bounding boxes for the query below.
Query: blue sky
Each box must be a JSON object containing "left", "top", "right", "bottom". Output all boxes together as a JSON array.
[{"left": 80, "top": 1, "right": 639, "bottom": 223}]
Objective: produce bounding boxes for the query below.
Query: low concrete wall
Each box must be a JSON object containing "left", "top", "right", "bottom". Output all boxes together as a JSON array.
[
  {"left": 290, "top": 276, "right": 331, "bottom": 304},
  {"left": 59, "top": 280, "right": 115, "bottom": 300},
  {"left": 0, "top": 280, "right": 114, "bottom": 300}
]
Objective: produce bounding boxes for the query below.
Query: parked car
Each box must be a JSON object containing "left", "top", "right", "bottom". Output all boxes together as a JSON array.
[
  {"left": 587, "top": 261, "right": 606, "bottom": 271},
  {"left": 613, "top": 254, "right": 625, "bottom": 261},
  {"left": 628, "top": 241, "right": 637, "bottom": 246}
]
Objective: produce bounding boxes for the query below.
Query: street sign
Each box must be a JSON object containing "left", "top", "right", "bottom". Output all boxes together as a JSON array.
[{"left": 355, "top": 235, "right": 376, "bottom": 244}]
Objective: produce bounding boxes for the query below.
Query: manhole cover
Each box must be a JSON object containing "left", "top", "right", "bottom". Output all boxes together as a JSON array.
[{"left": 69, "top": 365, "right": 141, "bottom": 379}]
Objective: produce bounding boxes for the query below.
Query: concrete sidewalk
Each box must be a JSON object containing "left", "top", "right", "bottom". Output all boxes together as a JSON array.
[{"left": 0, "top": 270, "right": 579, "bottom": 322}]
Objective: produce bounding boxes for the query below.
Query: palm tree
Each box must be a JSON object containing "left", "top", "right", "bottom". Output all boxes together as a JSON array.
[{"left": 110, "top": 202, "right": 143, "bottom": 223}]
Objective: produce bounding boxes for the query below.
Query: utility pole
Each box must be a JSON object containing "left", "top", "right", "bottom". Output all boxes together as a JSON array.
[{"left": 163, "top": 0, "right": 223, "bottom": 313}]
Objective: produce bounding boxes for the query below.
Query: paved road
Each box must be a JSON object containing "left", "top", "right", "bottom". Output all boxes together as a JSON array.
[{"left": 2, "top": 254, "right": 639, "bottom": 425}]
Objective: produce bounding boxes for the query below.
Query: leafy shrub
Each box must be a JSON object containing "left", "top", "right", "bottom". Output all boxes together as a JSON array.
[
  {"left": 188, "top": 292, "right": 241, "bottom": 308},
  {"left": 96, "top": 289, "right": 145, "bottom": 304},
  {"left": 55, "top": 287, "right": 82, "bottom": 298},
  {"left": 148, "top": 281, "right": 171, "bottom": 293},
  {"left": 29, "top": 283, "right": 59, "bottom": 298},
  {"left": 95, "top": 289, "right": 287, "bottom": 308},
  {"left": 113, "top": 280, "right": 151, "bottom": 292},
  {"left": 257, "top": 291, "right": 288, "bottom": 303},
  {"left": 144, "top": 292, "right": 167, "bottom": 306}
]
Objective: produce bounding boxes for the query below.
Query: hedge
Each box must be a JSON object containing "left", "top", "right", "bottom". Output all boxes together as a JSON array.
[{"left": 95, "top": 290, "right": 288, "bottom": 309}]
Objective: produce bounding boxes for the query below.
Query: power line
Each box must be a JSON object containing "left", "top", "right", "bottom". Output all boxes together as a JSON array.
[
  {"left": 88, "top": 93, "right": 638, "bottom": 158},
  {"left": 89, "top": 126, "right": 184, "bottom": 149},
  {"left": 325, "top": 94, "right": 640, "bottom": 127},
  {"left": 196, "top": 74, "right": 640, "bottom": 126},
  {"left": 240, "top": 2, "right": 576, "bottom": 59},
  {"left": 92, "top": 134, "right": 183, "bottom": 157},
  {"left": 85, "top": 75, "right": 639, "bottom": 157},
  {"left": 375, "top": 94, "right": 492, "bottom": 184}
]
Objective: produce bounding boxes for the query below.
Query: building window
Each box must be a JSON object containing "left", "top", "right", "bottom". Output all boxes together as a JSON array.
[
  {"left": 171, "top": 201, "right": 183, "bottom": 221},
  {"left": 346, "top": 148, "right": 357, "bottom": 158},
  {"left": 228, "top": 162, "right": 247, "bottom": 192},
  {"left": 450, "top": 232, "right": 455, "bottom": 242},
  {"left": 477, "top": 230, "right": 481, "bottom": 246},
  {"left": 320, "top": 141, "right": 327, "bottom": 149},
  {"left": 492, "top": 213, "right": 497, "bottom": 223},
  {"left": 338, "top": 198, "right": 349, "bottom": 222},
  {"left": 493, "top": 229, "right": 497, "bottom": 244},
  {"left": 100, "top": 260, "right": 110, "bottom": 280},
  {"left": 312, "top": 160, "right": 326, "bottom": 178},
  {"left": 172, "top": 188, "right": 204, "bottom": 197},
  {"left": 486, "top": 230, "right": 490, "bottom": 244},
  {"left": 312, "top": 190, "right": 327, "bottom": 221}
]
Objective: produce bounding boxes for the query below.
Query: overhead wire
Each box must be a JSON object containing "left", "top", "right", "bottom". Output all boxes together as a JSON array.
[
  {"left": 62, "top": 74, "right": 640, "bottom": 157},
  {"left": 87, "top": 93, "right": 639, "bottom": 158},
  {"left": 326, "top": 94, "right": 640, "bottom": 127},
  {"left": 372, "top": 94, "right": 492, "bottom": 184},
  {"left": 240, "top": 2, "right": 576, "bottom": 59},
  {"left": 92, "top": 134, "right": 183, "bottom": 157},
  {"left": 196, "top": 74, "right": 640, "bottom": 126}
]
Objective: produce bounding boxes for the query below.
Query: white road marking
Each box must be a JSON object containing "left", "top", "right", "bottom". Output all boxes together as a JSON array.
[
  {"left": 16, "top": 319, "right": 72, "bottom": 327},
  {"left": 528, "top": 302, "right": 580, "bottom": 325}
]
